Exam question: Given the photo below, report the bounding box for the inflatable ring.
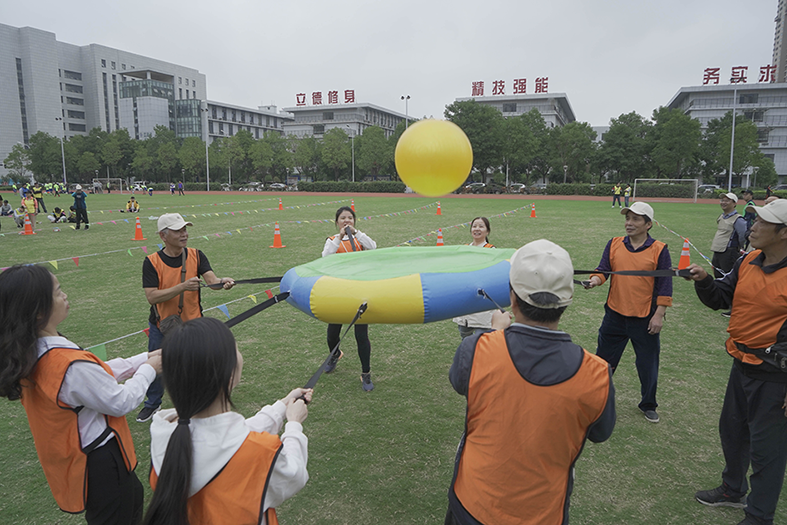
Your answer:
[280,245,514,324]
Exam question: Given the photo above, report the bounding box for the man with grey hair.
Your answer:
[137,213,235,422]
[446,239,616,525]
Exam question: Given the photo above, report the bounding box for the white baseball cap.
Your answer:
[722,192,739,203]
[753,199,787,225]
[620,201,655,221]
[510,239,574,309]
[157,213,193,232]
[75,184,82,190]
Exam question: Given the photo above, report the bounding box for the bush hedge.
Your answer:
[297,181,406,193]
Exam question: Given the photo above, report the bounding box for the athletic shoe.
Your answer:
[361,372,374,392]
[695,484,746,508]
[643,409,660,423]
[323,350,343,374]
[721,311,731,318]
[136,405,160,423]
[84,225,89,230]
[736,513,769,525]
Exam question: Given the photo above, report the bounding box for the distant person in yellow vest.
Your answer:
[624,184,632,207]
[21,192,38,224]
[321,206,378,391]
[585,201,672,423]
[612,182,623,208]
[123,196,139,213]
[446,239,615,525]
[0,264,162,524]
[138,213,235,423]
[144,317,311,525]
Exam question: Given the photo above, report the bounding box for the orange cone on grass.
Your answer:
[436,202,442,215]
[678,238,691,269]
[351,199,355,212]
[278,198,283,211]
[132,217,146,240]
[269,222,286,248]
[436,228,444,246]
[22,213,35,235]
[530,203,536,218]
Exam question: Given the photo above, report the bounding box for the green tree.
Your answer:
[178,137,206,182]
[265,132,293,182]
[27,132,63,181]
[321,128,351,180]
[753,156,778,188]
[131,143,154,182]
[547,122,597,183]
[502,115,540,184]
[77,151,100,176]
[596,112,653,183]
[649,107,701,178]
[249,138,273,181]
[157,142,179,182]
[444,100,505,180]
[290,136,320,180]
[518,109,551,184]
[718,118,763,185]
[355,126,390,177]
[3,143,31,182]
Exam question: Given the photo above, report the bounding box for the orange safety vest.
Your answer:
[147,247,202,323]
[20,347,137,513]
[467,242,495,248]
[453,330,610,525]
[726,250,787,365]
[330,234,365,254]
[600,237,670,318]
[151,432,282,525]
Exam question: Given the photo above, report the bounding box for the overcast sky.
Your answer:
[4,0,778,126]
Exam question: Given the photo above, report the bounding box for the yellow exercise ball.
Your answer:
[395,119,473,197]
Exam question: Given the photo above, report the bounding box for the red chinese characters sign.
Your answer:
[295,89,356,106]
[471,77,548,96]
[702,65,776,85]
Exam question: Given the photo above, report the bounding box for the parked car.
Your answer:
[242,182,264,192]
[484,182,505,194]
[508,183,529,194]
[463,182,486,194]
[268,183,287,191]
[221,183,232,192]
[774,184,787,191]
[698,184,721,193]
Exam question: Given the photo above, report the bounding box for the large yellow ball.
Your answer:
[395,119,473,197]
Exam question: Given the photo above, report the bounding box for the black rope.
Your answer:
[224,292,289,328]
[574,268,692,278]
[202,277,283,289]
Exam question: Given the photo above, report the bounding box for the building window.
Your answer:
[313,124,325,134]
[222,109,227,120]
[67,110,86,119]
[209,121,214,133]
[192,79,196,87]
[179,77,182,84]
[179,88,182,99]
[68,123,87,132]
[111,61,116,70]
[739,94,758,104]
[101,59,106,68]
[231,110,236,122]
[67,97,84,106]
[63,70,82,81]
[324,112,334,120]
[744,110,764,122]
[212,107,217,119]
[186,90,189,99]
[758,129,770,143]
[122,64,126,70]
[64,84,83,94]
[185,78,189,86]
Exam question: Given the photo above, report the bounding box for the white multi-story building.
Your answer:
[282,102,406,140]
[667,83,787,180]
[452,93,577,128]
[205,102,293,144]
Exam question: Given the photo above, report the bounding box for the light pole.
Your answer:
[55,117,67,186]
[728,83,738,192]
[401,95,410,129]
[201,106,210,191]
[344,125,355,183]
[563,164,568,184]
[219,129,231,186]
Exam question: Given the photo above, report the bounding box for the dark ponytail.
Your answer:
[143,317,238,525]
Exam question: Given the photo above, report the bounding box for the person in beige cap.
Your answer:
[137,213,235,422]
[446,239,615,525]
[687,199,787,525]
[585,201,672,423]
[712,192,747,280]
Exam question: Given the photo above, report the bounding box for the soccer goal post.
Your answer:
[91,177,127,194]
[633,179,698,203]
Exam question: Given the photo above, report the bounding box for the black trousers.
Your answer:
[327,323,371,373]
[85,438,143,525]
[712,248,739,278]
[75,208,89,228]
[36,197,47,213]
[719,363,787,523]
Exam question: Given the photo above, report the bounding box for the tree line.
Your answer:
[2,100,778,188]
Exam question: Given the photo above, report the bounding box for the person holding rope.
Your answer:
[446,239,615,525]
[144,317,311,525]
[321,206,377,391]
[687,199,787,525]
[0,265,162,524]
[453,217,496,339]
[138,213,235,423]
[584,201,672,424]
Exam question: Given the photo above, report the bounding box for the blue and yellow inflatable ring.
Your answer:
[280,245,514,324]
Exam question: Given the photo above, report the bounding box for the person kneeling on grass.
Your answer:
[144,317,311,525]
[47,207,67,223]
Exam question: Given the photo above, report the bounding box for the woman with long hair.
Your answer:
[144,317,311,525]
[321,205,378,391]
[0,264,162,524]
[453,217,497,338]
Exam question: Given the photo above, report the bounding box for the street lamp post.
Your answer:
[344,125,355,183]
[219,129,231,186]
[401,95,410,129]
[563,164,568,184]
[728,83,738,192]
[55,117,67,186]
[201,106,210,191]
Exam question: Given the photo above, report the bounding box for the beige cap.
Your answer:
[157,213,193,232]
[620,201,654,221]
[75,184,82,190]
[722,192,739,203]
[753,199,787,225]
[510,239,574,309]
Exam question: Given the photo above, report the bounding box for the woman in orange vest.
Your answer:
[453,217,496,338]
[321,205,378,391]
[144,317,311,525]
[0,264,162,524]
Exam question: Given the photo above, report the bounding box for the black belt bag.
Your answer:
[736,342,787,372]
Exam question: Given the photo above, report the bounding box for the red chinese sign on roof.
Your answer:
[471,77,548,96]
[702,65,776,85]
[294,89,356,106]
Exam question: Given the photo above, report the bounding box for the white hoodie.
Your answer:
[150,400,308,524]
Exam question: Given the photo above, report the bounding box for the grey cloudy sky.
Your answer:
[4,0,778,126]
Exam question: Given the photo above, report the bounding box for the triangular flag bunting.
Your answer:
[247,295,257,304]
[88,344,107,361]
[49,260,58,270]
[143,327,150,337]
[265,289,274,299]
[217,304,230,319]
[72,257,79,267]
[127,249,133,256]
[141,246,148,254]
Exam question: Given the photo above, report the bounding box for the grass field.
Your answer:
[0,191,775,524]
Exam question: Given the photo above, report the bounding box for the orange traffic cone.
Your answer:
[530,203,536,218]
[278,198,283,211]
[436,202,442,215]
[22,213,35,235]
[269,222,286,248]
[678,238,691,269]
[436,228,444,246]
[351,199,355,212]
[132,216,146,241]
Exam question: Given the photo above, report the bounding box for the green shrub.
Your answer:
[298,181,406,193]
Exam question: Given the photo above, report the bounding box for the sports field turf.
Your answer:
[0,191,777,524]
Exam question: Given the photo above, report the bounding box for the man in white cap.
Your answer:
[137,213,235,422]
[585,201,672,423]
[446,239,615,525]
[71,184,89,230]
[688,199,787,525]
